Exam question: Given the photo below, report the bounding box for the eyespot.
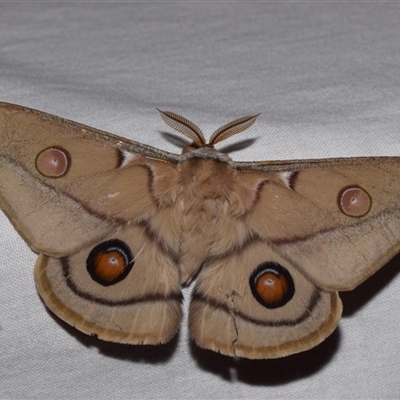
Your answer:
[86,239,134,286]
[36,147,70,177]
[249,262,295,309]
[339,186,371,217]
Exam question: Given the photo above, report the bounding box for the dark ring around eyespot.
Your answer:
[86,239,134,286]
[249,262,295,309]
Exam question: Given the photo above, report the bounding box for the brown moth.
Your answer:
[0,102,399,360]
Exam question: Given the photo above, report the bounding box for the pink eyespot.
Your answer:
[339,186,371,217]
[36,147,70,177]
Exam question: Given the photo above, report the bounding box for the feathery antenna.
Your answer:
[158,109,260,147]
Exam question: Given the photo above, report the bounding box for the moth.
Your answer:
[0,102,399,360]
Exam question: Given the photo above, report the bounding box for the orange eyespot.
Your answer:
[250,262,294,309]
[36,147,70,177]
[339,186,371,217]
[255,272,288,305]
[86,240,134,286]
[93,250,127,283]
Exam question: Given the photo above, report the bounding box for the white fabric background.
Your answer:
[1,2,400,399]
